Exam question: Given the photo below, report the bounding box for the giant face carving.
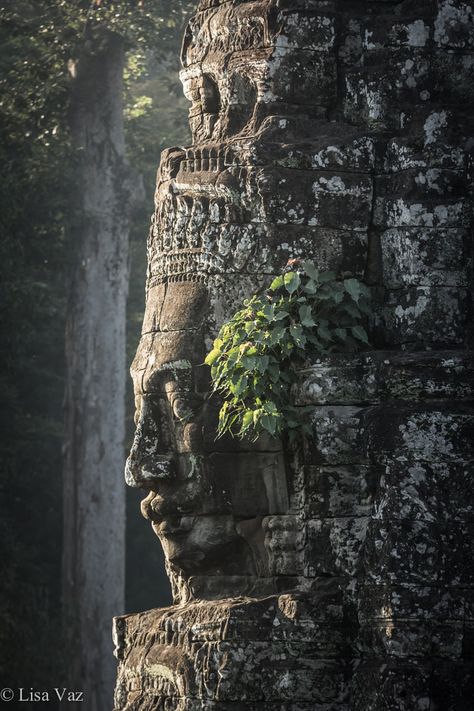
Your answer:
[125,0,372,605]
[125,284,290,603]
[125,3,281,605]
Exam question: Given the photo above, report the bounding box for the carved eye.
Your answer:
[200,74,220,115]
[172,398,191,421]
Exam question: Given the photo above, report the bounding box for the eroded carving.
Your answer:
[124,0,371,607]
[116,0,474,708]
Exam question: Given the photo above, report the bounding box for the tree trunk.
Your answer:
[63,32,129,710]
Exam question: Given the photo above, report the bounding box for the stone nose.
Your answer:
[124,399,176,488]
[124,451,175,489]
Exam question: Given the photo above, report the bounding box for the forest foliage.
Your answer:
[0,0,192,692]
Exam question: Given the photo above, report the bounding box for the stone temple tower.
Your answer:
[114,1,474,709]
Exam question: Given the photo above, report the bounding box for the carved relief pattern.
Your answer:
[115,0,474,708]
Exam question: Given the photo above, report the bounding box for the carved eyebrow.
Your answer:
[168,391,206,409]
[154,359,193,372]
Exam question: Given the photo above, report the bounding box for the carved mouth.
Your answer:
[143,488,196,538]
[141,492,195,531]
[141,492,164,522]
[153,517,194,537]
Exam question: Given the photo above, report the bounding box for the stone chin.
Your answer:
[152,514,259,578]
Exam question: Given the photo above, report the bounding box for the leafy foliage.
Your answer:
[206,261,371,441]
[0,1,73,690]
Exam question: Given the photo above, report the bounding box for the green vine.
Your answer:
[205,260,371,441]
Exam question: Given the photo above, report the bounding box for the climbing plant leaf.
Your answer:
[206,260,371,441]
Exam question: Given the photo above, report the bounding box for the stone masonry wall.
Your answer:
[114,1,474,709]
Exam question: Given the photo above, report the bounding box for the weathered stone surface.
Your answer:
[114,590,350,708]
[376,461,474,522]
[299,465,378,517]
[429,661,474,711]
[380,227,471,288]
[352,660,432,711]
[305,406,368,465]
[305,516,369,577]
[357,620,464,658]
[363,518,474,585]
[117,0,474,708]
[364,403,474,464]
[358,585,465,623]
[296,351,474,405]
[379,286,471,346]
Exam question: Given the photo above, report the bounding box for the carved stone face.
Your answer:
[126,0,371,604]
[125,282,289,602]
[116,1,473,708]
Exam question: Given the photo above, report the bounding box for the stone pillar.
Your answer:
[114,1,474,709]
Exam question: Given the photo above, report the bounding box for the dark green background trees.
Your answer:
[0,0,191,699]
